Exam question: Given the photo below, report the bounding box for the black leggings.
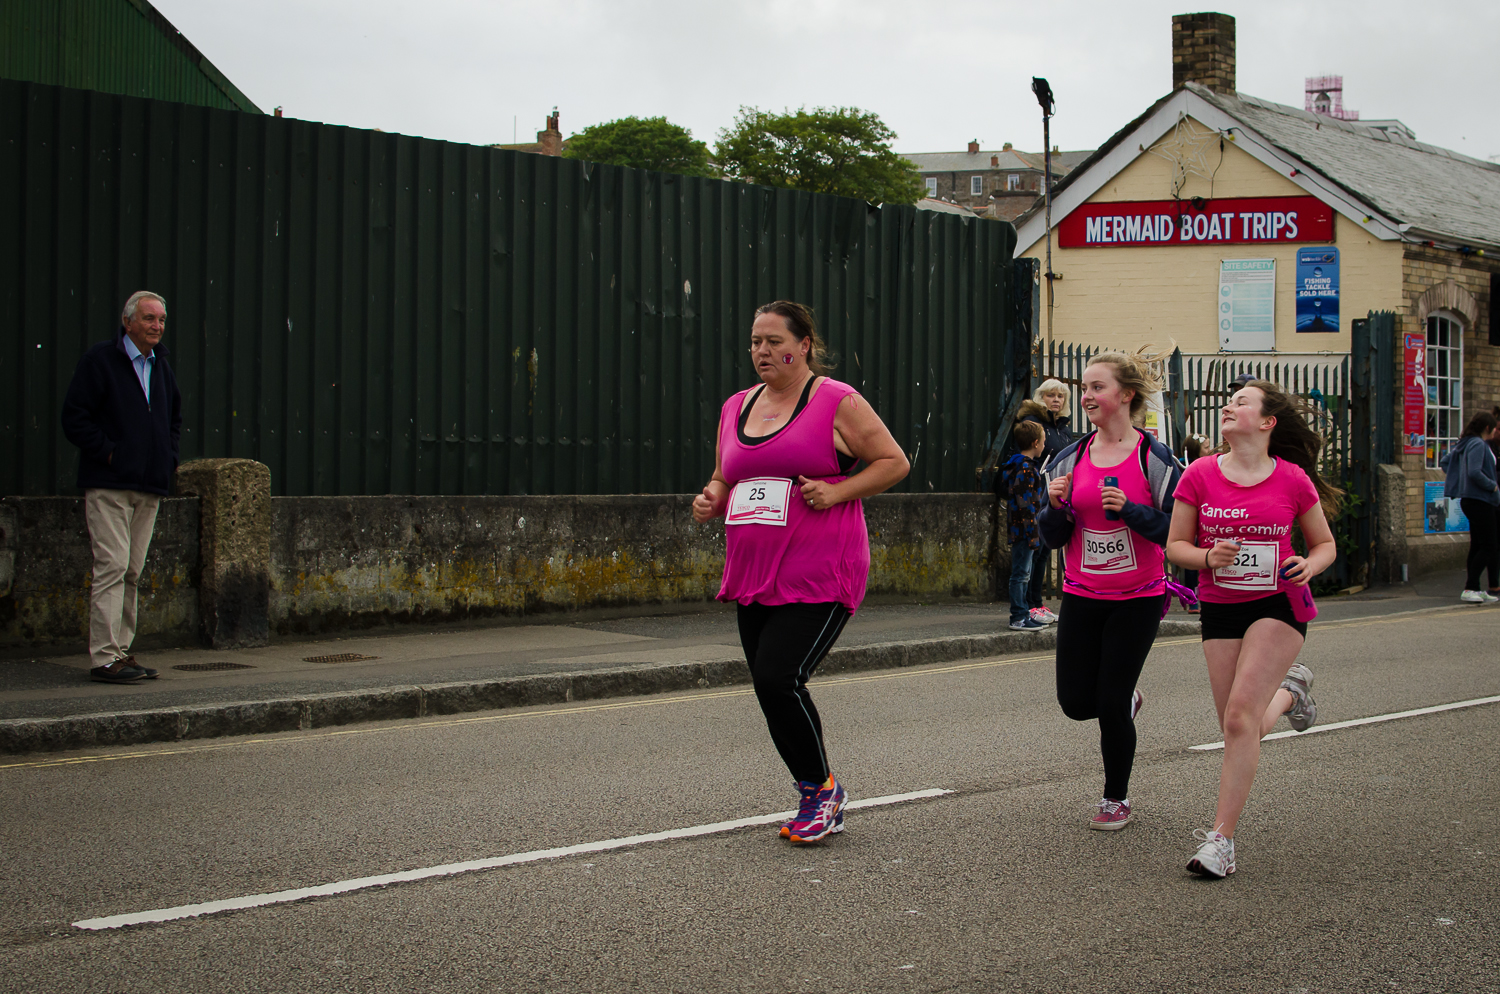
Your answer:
[1461,498,1500,591]
[737,601,852,785]
[1055,592,1164,801]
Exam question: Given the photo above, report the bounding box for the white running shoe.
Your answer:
[1280,663,1317,732]
[1460,590,1494,603]
[1033,606,1059,624]
[1484,591,1500,604]
[1187,829,1236,878]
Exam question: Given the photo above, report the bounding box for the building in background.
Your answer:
[906,142,1091,220]
[492,108,569,157]
[1015,11,1500,577]
[0,0,261,113]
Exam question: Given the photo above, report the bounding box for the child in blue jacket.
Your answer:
[1000,421,1048,630]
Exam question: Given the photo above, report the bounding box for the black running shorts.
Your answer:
[1198,592,1308,641]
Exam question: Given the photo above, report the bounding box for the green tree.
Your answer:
[562,116,715,177]
[715,106,924,206]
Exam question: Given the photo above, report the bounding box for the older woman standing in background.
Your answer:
[1015,379,1074,626]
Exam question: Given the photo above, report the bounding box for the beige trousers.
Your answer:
[85,488,162,668]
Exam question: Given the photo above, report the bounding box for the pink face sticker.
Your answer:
[783,354,793,364]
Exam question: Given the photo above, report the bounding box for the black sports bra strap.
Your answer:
[736,376,819,442]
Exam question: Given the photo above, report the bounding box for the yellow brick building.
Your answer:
[1015,13,1500,579]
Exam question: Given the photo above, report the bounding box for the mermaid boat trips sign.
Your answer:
[1058,196,1334,248]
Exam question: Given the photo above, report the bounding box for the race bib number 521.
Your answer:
[1213,540,1278,590]
[726,477,793,526]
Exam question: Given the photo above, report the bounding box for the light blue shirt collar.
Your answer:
[122,333,154,403]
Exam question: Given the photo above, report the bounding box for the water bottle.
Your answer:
[1279,563,1318,623]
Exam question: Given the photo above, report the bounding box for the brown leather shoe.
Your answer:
[90,660,146,684]
[118,654,158,679]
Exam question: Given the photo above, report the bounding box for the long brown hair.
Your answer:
[755,300,836,375]
[1244,379,1344,515]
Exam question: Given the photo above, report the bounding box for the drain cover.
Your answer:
[173,661,255,671]
[303,653,380,663]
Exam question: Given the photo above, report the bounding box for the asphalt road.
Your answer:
[2,603,1497,993]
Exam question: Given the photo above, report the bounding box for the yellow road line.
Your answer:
[1,608,1482,772]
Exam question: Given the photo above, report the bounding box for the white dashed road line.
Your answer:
[1189,694,1500,752]
[72,787,955,931]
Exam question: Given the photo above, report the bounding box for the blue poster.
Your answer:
[1423,481,1469,534]
[1295,247,1339,332]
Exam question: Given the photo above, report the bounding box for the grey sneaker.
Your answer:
[1187,828,1236,878]
[1281,662,1317,732]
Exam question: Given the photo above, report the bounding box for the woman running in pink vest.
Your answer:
[1166,379,1341,878]
[1037,351,1184,832]
[692,301,909,844]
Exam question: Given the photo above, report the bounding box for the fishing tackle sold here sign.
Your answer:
[1058,196,1334,248]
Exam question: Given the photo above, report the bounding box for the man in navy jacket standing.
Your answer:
[61,291,183,683]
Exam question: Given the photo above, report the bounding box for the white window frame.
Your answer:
[1425,311,1464,469]
[925,177,937,197]
[1007,173,1021,191]
[970,175,984,196]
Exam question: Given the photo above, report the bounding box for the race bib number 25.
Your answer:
[726,477,793,526]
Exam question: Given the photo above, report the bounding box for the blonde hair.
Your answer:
[1032,378,1070,406]
[1083,348,1166,419]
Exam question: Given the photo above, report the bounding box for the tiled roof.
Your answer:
[1192,85,1500,248]
[1018,83,1500,249]
[914,198,978,216]
[905,149,1085,173]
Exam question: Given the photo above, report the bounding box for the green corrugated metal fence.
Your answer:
[1,80,1020,496]
[0,0,261,113]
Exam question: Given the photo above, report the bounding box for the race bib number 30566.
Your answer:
[726,477,793,526]
[1081,526,1137,574]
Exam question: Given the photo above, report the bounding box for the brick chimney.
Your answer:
[537,107,562,156]
[968,140,979,154]
[1172,12,1236,94]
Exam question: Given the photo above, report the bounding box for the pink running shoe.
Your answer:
[787,778,848,844]
[1089,797,1132,831]
[786,785,846,839]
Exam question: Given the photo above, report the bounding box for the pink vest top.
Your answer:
[1063,433,1166,599]
[716,378,870,612]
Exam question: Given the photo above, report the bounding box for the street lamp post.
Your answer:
[1031,77,1056,360]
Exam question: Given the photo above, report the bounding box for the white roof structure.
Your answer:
[1016,82,1500,254]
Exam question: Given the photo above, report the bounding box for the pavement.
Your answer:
[0,568,1481,754]
[3,592,1497,992]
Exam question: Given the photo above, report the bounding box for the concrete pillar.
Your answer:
[175,458,271,648]
[1376,463,1408,584]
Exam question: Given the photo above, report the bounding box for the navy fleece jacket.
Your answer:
[60,330,183,496]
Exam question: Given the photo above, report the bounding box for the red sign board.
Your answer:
[1403,332,1426,455]
[1058,196,1335,248]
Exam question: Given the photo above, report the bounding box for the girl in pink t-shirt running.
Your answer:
[1166,380,1342,879]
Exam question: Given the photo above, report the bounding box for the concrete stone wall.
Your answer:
[0,497,200,656]
[271,493,998,635]
[0,492,999,650]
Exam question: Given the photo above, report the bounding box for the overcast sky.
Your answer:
[156,0,1500,162]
